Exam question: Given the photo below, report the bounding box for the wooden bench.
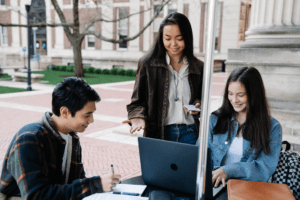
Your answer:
[0,66,23,74]
[11,72,44,83]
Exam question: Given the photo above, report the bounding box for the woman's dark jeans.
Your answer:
[164,124,198,144]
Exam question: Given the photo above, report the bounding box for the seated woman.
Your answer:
[198,66,282,188]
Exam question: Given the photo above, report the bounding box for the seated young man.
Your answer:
[0,77,121,199]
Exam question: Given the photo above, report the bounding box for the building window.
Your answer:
[0,0,5,6]
[167,3,177,14]
[118,8,128,49]
[1,27,8,46]
[86,26,95,49]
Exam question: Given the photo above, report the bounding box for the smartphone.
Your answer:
[184,105,201,112]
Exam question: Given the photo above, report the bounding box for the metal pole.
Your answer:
[25,5,32,91]
[195,0,218,199]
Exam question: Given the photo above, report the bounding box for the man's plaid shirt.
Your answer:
[0,112,103,199]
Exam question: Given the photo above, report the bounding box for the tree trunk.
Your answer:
[72,40,84,77]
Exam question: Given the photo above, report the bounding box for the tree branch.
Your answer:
[51,0,72,37]
[0,22,76,27]
[85,0,171,43]
[82,5,155,34]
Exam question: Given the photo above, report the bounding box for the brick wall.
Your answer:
[52,9,55,48]
[63,0,71,5]
[63,9,73,49]
[183,4,189,18]
[139,6,144,51]
[0,10,12,46]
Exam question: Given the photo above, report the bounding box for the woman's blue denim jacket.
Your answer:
[197,114,282,182]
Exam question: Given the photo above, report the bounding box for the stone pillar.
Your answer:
[128,0,139,52]
[226,0,300,151]
[54,0,64,50]
[240,0,300,48]
[10,0,20,47]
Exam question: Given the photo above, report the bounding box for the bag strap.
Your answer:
[281,141,291,152]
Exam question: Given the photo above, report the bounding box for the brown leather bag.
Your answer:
[227,179,296,200]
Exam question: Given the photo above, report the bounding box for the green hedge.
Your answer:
[47,64,136,77]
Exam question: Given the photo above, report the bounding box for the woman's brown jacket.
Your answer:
[127,57,204,139]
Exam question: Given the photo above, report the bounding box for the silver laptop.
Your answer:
[138,137,225,198]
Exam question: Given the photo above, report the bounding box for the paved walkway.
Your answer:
[0,73,226,181]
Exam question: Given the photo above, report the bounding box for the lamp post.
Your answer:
[25,4,32,91]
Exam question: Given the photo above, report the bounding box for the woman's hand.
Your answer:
[212,168,227,188]
[183,103,201,115]
[122,118,145,134]
[101,173,121,192]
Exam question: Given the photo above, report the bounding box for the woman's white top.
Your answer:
[221,137,243,166]
[164,54,194,126]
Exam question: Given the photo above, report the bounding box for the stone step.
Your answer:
[279,119,300,153]
[271,108,300,121]
[280,120,300,136]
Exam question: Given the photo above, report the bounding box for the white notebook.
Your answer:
[83,184,148,200]
[83,193,148,200]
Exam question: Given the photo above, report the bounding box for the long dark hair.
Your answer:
[142,12,198,65]
[213,67,271,154]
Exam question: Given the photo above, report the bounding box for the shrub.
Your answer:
[66,65,74,72]
[87,67,95,74]
[95,68,102,74]
[56,65,62,71]
[102,69,110,74]
[117,69,126,76]
[61,65,67,72]
[83,67,89,73]
[132,70,136,76]
[110,68,118,75]
[125,69,135,76]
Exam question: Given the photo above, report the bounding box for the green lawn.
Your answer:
[0,73,12,79]
[31,70,136,85]
[0,86,28,94]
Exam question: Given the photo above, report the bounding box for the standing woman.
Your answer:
[201,67,282,189]
[123,12,204,144]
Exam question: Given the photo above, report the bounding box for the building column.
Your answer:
[10,0,20,47]
[127,0,139,52]
[54,0,64,49]
[240,0,300,48]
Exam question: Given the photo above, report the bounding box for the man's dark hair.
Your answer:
[52,77,100,117]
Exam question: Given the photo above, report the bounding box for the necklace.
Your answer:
[174,74,179,101]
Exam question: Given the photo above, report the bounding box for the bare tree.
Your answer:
[0,0,170,77]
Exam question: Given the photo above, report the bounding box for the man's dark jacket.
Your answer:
[127,57,204,139]
[0,112,103,200]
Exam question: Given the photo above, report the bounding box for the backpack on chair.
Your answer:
[269,141,300,199]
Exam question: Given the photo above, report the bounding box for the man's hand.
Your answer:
[183,103,201,115]
[212,168,227,188]
[122,118,145,134]
[101,173,121,192]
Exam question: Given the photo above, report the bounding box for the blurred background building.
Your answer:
[0,0,249,71]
